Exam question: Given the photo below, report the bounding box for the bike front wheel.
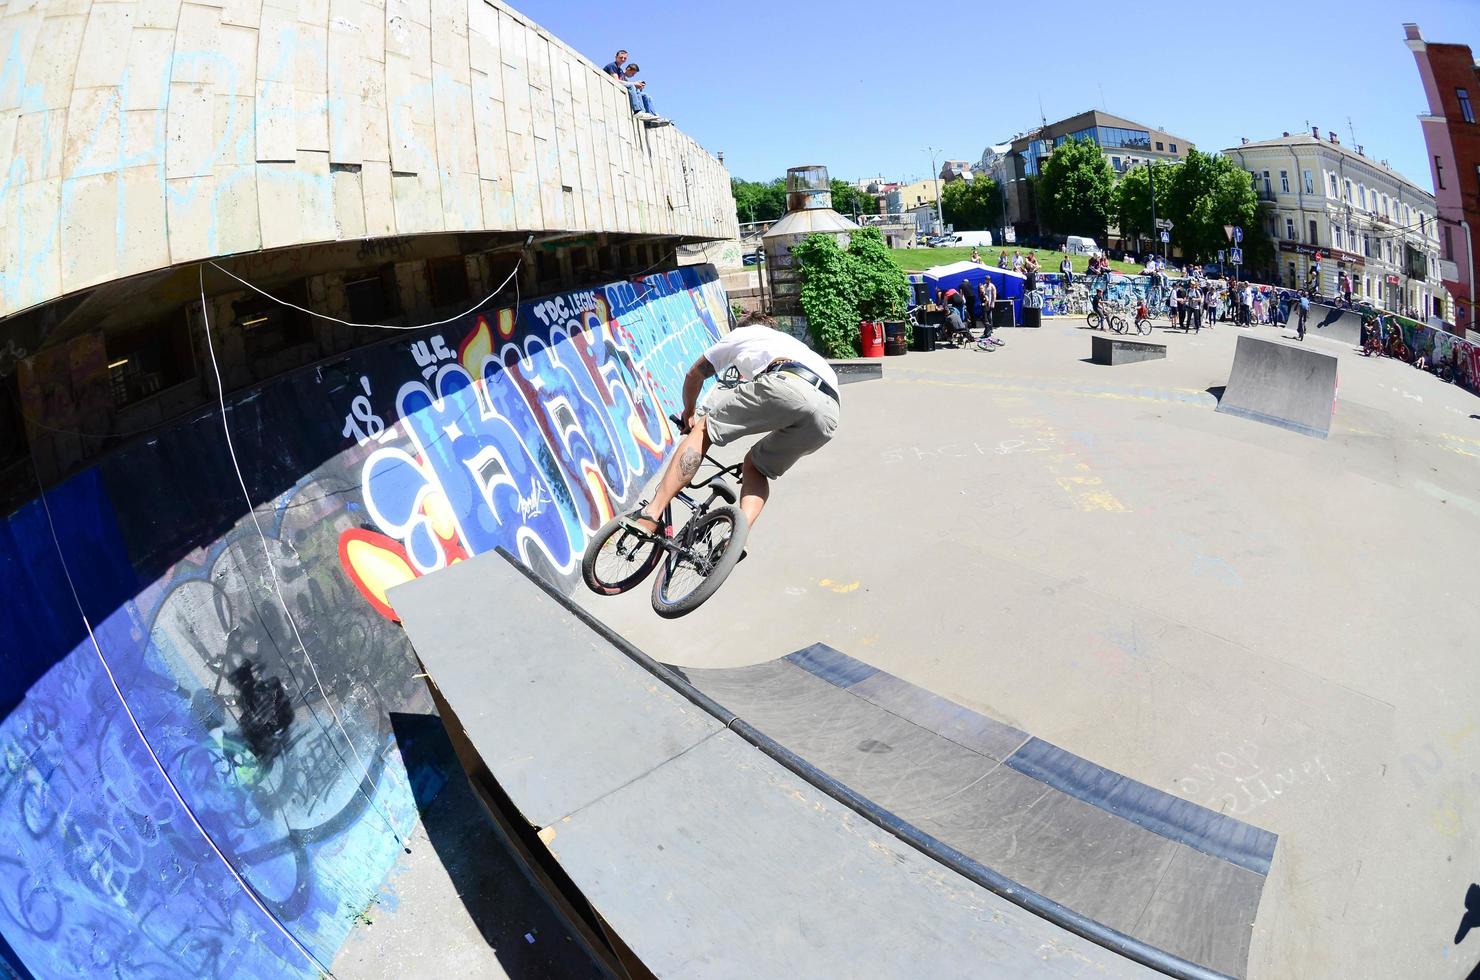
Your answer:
[582,515,663,595]
[650,504,749,618]
[1110,315,1128,335]
[1135,316,1151,336]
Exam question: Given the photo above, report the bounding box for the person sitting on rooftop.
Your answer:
[603,49,628,77]
[619,63,670,127]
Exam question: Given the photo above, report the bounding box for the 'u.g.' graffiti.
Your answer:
[338,266,728,617]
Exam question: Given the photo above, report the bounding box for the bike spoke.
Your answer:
[594,530,656,585]
[657,516,735,604]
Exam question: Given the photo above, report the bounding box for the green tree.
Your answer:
[792,233,860,357]
[940,177,1003,231]
[1035,136,1115,237]
[846,227,910,321]
[1164,150,1271,267]
[1112,162,1173,250]
[830,179,876,218]
[731,177,787,223]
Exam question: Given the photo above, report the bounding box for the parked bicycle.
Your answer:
[582,411,749,617]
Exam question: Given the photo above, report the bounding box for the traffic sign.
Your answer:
[1233,226,1244,244]
[1159,230,1170,243]
[1155,218,1173,230]
[1217,249,1225,263]
[1230,246,1244,265]
[1223,224,1235,241]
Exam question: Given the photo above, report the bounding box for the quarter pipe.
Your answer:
[1216,335,1339,438]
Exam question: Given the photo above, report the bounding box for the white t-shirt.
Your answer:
[703,325,839,389]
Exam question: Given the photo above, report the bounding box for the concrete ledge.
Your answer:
[828,359,884,384]
[1091,336,1167,366]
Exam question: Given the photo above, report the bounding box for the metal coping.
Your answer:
[488,548,1234,980]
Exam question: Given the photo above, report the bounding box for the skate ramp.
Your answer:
[678,646,1275,979]
[391,549,1254,979]
[1308,303,1363,345]
[1216,335,1339,438]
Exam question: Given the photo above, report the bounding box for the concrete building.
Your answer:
[993,110,1193,235]
[0,2,735,976]
[1224,131,1441,316]
[885,178,940,214]
[1405,22,1479,335]
[0,0,735,497]
[939,160,973,182]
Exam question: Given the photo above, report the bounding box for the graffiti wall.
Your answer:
[0,265,728,978]
[1038,273,1161,316]
[1385,318,1480,396]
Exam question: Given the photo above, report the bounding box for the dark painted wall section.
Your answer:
[0,266,728,978]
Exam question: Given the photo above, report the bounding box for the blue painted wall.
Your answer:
[0,266,728,978]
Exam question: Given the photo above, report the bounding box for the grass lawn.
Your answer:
[889,246,1144,277]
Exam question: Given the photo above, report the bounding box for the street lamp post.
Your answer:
[1147,160,1159,260]
[927,146,944,235]
[999,176,1009,247]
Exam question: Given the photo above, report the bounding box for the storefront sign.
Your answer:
[1278,241,1363,265]
[1385,274,1401,285]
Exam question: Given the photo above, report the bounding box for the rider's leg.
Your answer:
[738,454,770,526]
[634,416,711,530]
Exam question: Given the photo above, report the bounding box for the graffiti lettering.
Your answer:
[354,238,412,263]
[342,376,392,447]
[342,267,726,606]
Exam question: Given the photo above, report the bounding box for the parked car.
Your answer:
[1064,235,1101,255]
[742,251,764,266]
[942,230,994,248]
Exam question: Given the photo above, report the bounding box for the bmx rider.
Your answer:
[625,313,841,535]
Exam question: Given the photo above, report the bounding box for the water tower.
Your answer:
[762,165,860,339]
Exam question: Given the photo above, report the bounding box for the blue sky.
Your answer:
[514,0,1480,194]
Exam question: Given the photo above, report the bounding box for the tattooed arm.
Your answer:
[680,356,717,430]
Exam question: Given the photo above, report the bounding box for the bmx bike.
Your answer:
[581,413,749,618]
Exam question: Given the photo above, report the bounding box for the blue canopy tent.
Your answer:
[913,261,1028,324]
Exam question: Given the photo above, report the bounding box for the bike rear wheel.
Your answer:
[582,515,663,595]
[650,504,749,618]
[1110,315,1127,335]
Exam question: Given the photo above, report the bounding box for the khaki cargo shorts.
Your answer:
[700,372,840,479]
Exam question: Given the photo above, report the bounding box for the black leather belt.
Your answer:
[762,360,839,403]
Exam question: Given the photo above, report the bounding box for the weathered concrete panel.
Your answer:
[0,0,737,319]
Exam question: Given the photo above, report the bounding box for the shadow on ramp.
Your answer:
[391,549,1255,980]
[384,712,604,978]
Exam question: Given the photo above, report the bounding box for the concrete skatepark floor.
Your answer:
[569,316,1480,980]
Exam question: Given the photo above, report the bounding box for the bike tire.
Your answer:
[1110,315,1127,335]
[1135,316,1151,336]
[650,504,749,618]
[582,515,663,595]
[1085,312,1099,329]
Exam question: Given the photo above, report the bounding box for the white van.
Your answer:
[1064,235,1100,255]
[948,230,994,248]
